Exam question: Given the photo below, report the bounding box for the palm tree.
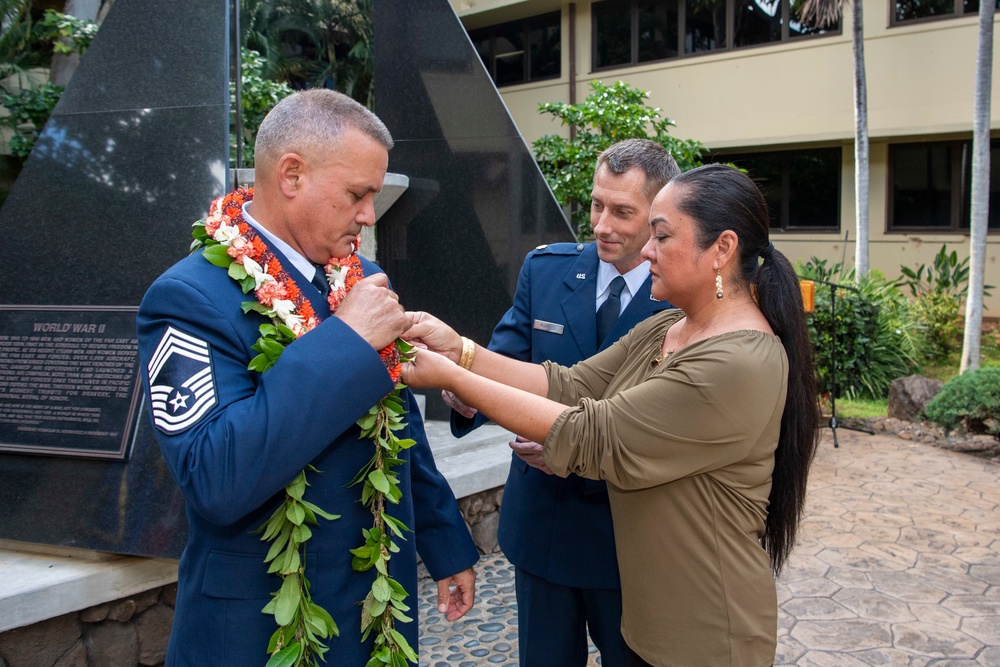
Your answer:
[0,0,52,91]
[960,0,993,373]
[801,0,869,279]
[239,0,374,107]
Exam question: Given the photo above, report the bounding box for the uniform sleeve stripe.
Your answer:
[148,326,211,378]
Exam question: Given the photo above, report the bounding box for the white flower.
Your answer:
[326,265,346,291]
[272,299,296,321]
[243,257,269,289]
[215,224,241,244]
[283,313,305,333]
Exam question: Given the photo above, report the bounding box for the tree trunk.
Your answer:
[961,0,993,374]
[852,0,869,279]
[96,0,115,24]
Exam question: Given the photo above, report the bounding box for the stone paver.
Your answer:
[418,429,1000,665]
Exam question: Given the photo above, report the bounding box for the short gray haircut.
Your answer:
[254,89,393,171]
[596,139,681,202]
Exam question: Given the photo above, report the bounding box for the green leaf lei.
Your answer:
[192,188,419,667]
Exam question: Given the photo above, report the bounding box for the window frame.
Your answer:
[889,0,998,28]
[886,138,1000,233]
[591,0,841,71]
[709,146,844,233]
[468,11,562,88]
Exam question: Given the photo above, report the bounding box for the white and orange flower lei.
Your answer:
[192,187,415,667]
[198,187,401,380]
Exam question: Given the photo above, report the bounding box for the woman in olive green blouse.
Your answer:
[402,164,819,667]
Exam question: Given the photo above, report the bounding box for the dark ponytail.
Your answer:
[753,247,819,573]
[671,164,819,574]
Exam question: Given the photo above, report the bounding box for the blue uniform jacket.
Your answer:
[138,245,478,666]
[452,242,672,588]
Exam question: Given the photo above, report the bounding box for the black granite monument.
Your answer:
[0,0,228,556]
[374,0,575,418]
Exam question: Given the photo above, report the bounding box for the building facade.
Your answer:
[451,0,1000,316]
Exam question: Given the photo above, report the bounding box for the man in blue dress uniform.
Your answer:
[448,139,680,666]
[137,90,478,666]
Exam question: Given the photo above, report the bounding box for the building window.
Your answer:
[594,0,837,68]
[889,139,1000,232]
[685,0,727,53]
[711,148,842,231]
[469,11,560,87]
[892,0,999,24]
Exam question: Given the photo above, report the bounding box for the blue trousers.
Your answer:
[514,566,627,667]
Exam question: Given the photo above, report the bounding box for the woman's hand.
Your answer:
[403,311,463,364]
[401,347,461,390]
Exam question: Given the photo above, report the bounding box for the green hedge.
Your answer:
[925,367,1000,437]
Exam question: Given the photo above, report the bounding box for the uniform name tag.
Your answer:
[533,319,564,334]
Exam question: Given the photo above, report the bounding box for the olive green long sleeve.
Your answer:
[541,310,788,667]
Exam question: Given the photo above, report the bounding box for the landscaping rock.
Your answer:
[83,622,137,667]
[135,605,172,666]
[470,511,500,554]
[843,415,1000,463]
[0,615,81,667]
[887,375,943,422]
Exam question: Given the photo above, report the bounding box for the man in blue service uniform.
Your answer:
[447,139,680,667]
[137,90,479,666]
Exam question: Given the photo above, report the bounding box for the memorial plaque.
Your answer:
[0,306,141,460]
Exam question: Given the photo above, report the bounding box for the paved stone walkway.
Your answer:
[417,428,1000,665]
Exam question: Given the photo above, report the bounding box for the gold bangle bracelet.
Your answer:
[458,336,476,370]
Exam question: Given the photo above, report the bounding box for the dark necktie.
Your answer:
[596,275,626,345]
[311,265,330,295]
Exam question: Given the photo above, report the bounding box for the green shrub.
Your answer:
[532,80,705,237]
[799,258,921,400]
[925,367,1000,438]
[40,9,98,56]
[231,47,294,168]
[0,9,98,163]
[910,291,962,363]
[0,82,63,161]
[897,244,991,365]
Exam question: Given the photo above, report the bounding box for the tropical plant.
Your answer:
[232,47,295,168]
[239,0,374,107]
[40,9,98,56]
[898,244,994,364]
[799,258,921,400]
[0,8,98,162]
[0,80,62,160]
[910,291,963,363]
[0,0,53,91]
[899,244,985,298]
[532,80,706,237]
[286,0,373,105]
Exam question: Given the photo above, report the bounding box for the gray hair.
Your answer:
[254,89,393,171]
[596,139,681,202]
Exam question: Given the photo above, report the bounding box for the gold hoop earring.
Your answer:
[715,270,723,300]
